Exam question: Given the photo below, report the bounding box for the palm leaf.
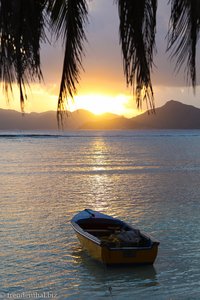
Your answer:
[167,0,200,88]
[48,0,88,124]
[0,0,46,111]
[116,0,157,111]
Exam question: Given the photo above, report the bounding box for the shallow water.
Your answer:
[0,130,200,299]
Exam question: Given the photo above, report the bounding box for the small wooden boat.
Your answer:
[71,209,159,265]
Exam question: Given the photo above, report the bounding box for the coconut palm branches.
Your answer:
[0,0,200,116]
[167,0,200,89]
[48,0,88,122]
[117,0,157,111]
[0,0,45,111]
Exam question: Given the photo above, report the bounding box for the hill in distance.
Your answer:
[0,108,119,130]
[81,100,200,130]
[1,100,200,130]
[130,100,200,129]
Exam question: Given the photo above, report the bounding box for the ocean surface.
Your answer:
[0,130,200,300]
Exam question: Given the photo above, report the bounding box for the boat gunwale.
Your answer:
[71,220,159,251]
[71,221,102,245]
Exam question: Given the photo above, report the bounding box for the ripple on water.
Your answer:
[1,131,200,299]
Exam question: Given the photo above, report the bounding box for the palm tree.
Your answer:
[0,0,200,122]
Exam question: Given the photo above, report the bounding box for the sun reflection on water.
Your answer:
[1,131,200,299]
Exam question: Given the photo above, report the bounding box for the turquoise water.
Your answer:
[0,130,200,300]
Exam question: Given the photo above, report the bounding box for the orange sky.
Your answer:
[1,1,200,116]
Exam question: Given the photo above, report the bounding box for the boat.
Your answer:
[71,209,159,265]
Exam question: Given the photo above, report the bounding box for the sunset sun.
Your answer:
[68,94,139,118]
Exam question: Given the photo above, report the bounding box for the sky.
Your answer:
[1,0,200,117]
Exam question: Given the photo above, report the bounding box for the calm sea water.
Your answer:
[0,130,200,300]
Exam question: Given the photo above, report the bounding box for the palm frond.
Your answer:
[167,0,200,88]
[48,0,88,124]
[0,0,46,111]
[116,0,157,111]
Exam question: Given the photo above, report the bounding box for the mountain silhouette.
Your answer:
[0,108,118,130]
[1,100,200,130]
[129,100,200,129]
[81,100,200,129]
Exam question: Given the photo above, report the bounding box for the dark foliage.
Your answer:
[0,0,200,117]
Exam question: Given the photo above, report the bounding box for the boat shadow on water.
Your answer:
[71,246,159,288]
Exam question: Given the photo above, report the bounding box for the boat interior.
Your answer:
[77,218,151,248]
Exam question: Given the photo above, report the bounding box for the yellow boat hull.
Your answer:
[76,231,158,265]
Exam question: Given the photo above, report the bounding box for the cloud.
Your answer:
[2,1,200,113]
[40,1,200,92]
[30,0,200,114]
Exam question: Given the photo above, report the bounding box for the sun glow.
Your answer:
[0,84,142,118]
[69,94,139,118]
